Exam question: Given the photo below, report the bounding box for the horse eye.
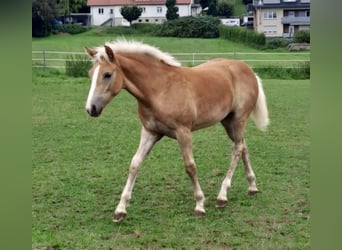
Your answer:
[103,72,112,79]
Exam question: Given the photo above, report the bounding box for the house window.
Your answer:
[98,8,104,14]
[157,7,162,13]
[110,9,113,15]
[141,7,146,13]
[263,25,277,35]
[263,11,277,19]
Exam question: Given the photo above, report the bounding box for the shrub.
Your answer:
[217,0,234,18]
[266,38,291,49]
[90,24,159,36]
[131,23,160,34]
[53,24,90,35]
[293,30,310,43]
[157,16,221,38]
[65,54,92,77]
[219,25,266,47]
[254,61,310,79]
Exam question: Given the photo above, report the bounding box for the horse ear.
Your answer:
[84,47,97,58]
[104,45,115,63]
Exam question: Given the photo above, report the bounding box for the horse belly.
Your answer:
[191,99,232,131]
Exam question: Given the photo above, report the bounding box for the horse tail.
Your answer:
[251,74,270,131]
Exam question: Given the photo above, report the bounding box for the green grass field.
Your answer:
[32,29,310,70]
[32,67,309,249]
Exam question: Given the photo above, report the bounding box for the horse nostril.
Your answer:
[87,104,102,117]
[91,104,97,114]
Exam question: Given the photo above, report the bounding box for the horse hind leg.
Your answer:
[241,140,258,195]
[216,115,258,208]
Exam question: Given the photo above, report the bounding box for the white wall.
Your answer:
[90,5,191,26]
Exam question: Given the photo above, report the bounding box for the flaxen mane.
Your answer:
[93,39,181,67]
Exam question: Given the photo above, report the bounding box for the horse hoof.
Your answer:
[215,199,227,208]
[113,212,127,223]
[248,189,259,196]
[194,210,206,217]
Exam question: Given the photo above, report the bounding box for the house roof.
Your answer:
[252,0,310,9]
[87,0,192,6]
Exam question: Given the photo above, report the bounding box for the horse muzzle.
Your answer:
[86,104,103,117]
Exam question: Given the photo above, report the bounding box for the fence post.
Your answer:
[43,50,46,69]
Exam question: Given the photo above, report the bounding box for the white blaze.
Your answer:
[86,65,100,110]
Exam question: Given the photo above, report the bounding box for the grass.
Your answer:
[32,68,310,249]
[32,29,310,71]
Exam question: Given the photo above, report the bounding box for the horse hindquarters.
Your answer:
[216,73,268,207]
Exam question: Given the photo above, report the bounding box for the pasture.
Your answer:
[32,30,310,71]
[32,69,309,249]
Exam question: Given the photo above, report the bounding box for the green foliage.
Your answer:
[68,0,88,13]
[254,61,310,79]
[90,23,159,36]
[120,6,143,25]
[219,24,266,47]
[157,16,221,38]
[200,0,209,8]
[32,0,58,37]
[217,0,234,17]
[293,30,310,43]
[65,54,92,77]
[131,23,160,34]
[207,0,218,16]
[166,0,179,20]
[53,24,90,34]
[266,38,291,49]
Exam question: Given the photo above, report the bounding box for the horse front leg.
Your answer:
[113,127,161,222]
[216,141,243,208]
[176,128,206,217]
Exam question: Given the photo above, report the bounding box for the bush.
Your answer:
[157,16,221,38]
[266,38,291,49]
[219,25,266,48]
[65,54,92,77]
[131,23,160,34]
[90,24,159,36]
[293,30,310,43]
[254,61,310,79]
[53,24,90,35]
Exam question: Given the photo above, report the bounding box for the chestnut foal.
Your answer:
[84,40,269,222]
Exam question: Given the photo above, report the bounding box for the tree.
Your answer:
[207,0,218,16]
[166,0,179,20]
[32,0,58,37]
[242,0,253,4]
[120,6,143,25]
[217,0,234,18]
[200,0,209,9]
[56,0,87,15]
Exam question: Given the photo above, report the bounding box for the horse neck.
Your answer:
[117,53,165,104]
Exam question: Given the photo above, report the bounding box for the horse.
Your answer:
[84,39,269,222]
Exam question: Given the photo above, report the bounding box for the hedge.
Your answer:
[218,25,266,48]
[157,16,221,38]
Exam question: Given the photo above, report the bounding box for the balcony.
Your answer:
[281,16,310,25]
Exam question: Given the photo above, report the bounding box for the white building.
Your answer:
[87,0,201,26]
